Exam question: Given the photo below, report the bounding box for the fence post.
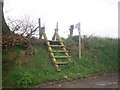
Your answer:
[78,22,81,59]
[38,18,41,39]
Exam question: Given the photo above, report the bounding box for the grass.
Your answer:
[2,37,118,88]
[0,52,2,89]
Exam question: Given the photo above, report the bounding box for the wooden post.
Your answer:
[56,22,58,31]
[38,18,41,39]
[52,22,59,40]
[78,22,81,59]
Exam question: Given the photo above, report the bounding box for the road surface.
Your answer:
[41,72,118,88]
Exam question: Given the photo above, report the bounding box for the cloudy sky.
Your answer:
[4,0,119,39]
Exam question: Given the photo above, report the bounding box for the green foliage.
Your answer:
[64,37,78,55]
[2,36,118,88]
[15,71,33,88]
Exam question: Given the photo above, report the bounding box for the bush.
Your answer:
[2,34,28,52]
[15,71,33,88]
[64,37,78,55]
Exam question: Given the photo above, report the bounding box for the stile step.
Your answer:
[47,40,63,42]
[48,45,64,47]
[54,64,61,72]
[53,56,71,58]
[46,39,71,71]
[55,62,68,65]
[51,50,68,53]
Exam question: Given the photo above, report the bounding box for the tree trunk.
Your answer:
[1,1,12,35]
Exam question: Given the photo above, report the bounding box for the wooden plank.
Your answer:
[54,64,61,71]
[50,53,54,57]
[52,59,61,71]
[53,56,71,58]
[52,58,56,63]
[47,40,63,42]
[55,62,68,65]
[51,50,68,53]
[46,42,50,45]
[48,47,53,52]
[48,45,64,47]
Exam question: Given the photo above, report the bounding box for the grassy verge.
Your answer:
[0,52,2,89]
[2,37,118,88]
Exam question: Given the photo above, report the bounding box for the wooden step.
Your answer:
[48,45,64,47]
[53,56,70,58]
[47,40,63,42]
[46,39,71,71]
[55,62,68,65]
[54,64,61,72]
[51,50,68,53]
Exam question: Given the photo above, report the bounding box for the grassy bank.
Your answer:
[2,37,118,88]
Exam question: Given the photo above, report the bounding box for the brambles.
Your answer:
[2,34,28,52]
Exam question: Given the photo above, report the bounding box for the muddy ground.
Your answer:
[40,72,119,88]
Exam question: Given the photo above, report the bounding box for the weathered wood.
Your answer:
[59,41,71,62]
[54,64,60,72]
[48,47,52,52]
[47,40,63,42]
[48,45,64,47]
[50,50,68,53]
[45,22,71,71]
[50,53,54,57]
[38,18,41,39]
[53,56,70,58]
[55,62,68,65]
[52,58,56,63]
[38,18,47,40]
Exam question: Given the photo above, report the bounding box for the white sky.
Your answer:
[4,0,119,39]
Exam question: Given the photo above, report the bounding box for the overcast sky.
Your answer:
[4,0,119,39]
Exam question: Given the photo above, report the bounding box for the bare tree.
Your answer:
[6,16,38,38]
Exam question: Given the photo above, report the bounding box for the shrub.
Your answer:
[64,37,78,55]
[15,71,33,88]
[2,34,28,52]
